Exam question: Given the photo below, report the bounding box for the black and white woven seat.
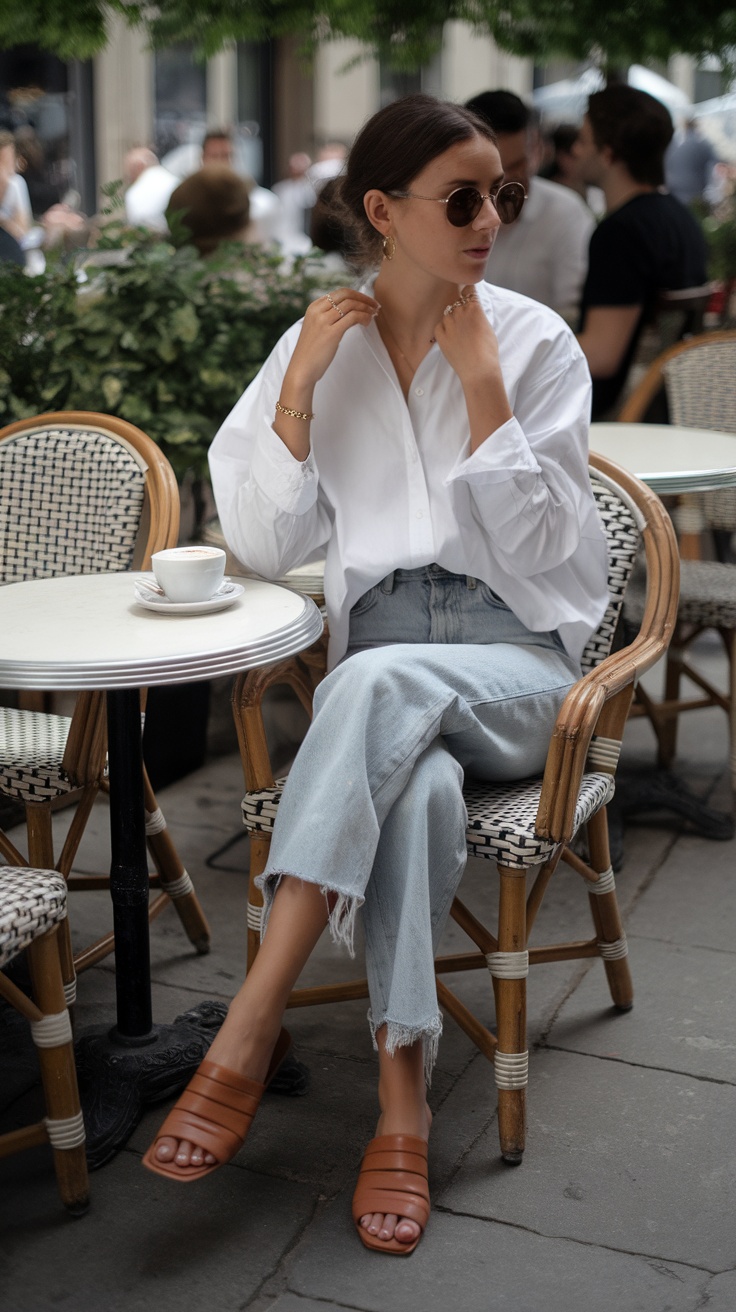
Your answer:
[0,866,89,1212]
[233,457,680,1165]
[0,412,210,984]
[619,332,736,786]
[0,707,77,804]
[243,772,616,873]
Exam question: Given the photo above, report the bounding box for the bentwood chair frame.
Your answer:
[231,456,679,1162]
[0,865,89,1213]
[0,411,210,995]
[618,331,736,785]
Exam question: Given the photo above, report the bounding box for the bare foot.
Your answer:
[359,1105,432,1246]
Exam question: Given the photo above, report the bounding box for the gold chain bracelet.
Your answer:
[275,400,314,421]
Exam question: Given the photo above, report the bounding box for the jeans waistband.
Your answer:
[380,566,477,594]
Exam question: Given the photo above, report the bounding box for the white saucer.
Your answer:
[133,580,244,615]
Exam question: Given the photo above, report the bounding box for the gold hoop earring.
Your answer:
[382,234,395,261]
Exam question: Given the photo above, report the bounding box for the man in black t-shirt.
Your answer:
[575,85,708,418]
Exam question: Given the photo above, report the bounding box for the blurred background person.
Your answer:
[0,130,32,243]
[163,127,284,248]
[273,151,314,252]
[124,146,178,232]
[466,91,594,322]
[540,122,605,215]
[665,118,720,208]
[166,164,251,257]
[13,125,62,218]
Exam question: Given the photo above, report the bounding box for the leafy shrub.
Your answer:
[0,231,342,480]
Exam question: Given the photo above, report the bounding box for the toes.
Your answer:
[154,1136,178,1162]
[378,1213,399,1240]
[174,1139,196,1166]
[395,1219,420,1244]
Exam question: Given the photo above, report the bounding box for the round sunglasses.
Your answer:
[388,181,526,227]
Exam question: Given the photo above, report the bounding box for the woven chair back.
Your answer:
[0,423,148,585]
[580,472,642,674]
[662,339,736,530]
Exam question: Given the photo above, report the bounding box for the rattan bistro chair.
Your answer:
[231,456,679,1162]
[618,332,736,784]
[0,412,210,992]
[0,865,89,1213]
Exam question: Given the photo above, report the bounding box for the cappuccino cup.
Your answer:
[151,546,226,603]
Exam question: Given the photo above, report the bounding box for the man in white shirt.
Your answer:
[124,147,178,233]
[0,131,32,244]
[466,92,594,323]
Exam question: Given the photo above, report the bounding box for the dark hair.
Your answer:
[310,177,351,258]
[337,93,497,267]
[166,165,250,257]
[587,85,673,186]
[465,90,530,136]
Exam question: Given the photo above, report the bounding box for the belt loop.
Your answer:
[466,576,477,589]
[381,571,396,594]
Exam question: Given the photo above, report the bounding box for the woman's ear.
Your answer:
[363,189,392,238]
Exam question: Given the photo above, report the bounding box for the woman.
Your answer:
[143,94,609,1256]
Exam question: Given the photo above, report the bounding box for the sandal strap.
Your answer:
[352,1134,430,1229]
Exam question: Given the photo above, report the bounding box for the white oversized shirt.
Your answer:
[209,280,609,671]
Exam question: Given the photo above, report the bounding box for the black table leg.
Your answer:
[73,688,227,1167]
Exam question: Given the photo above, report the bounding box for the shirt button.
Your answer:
[416,511,424,520]
[415,387,424,396]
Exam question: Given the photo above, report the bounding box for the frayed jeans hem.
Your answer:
[368,1008,443,1085]
[255,868,365,957]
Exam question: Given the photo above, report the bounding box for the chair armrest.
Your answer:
[231,634,329,793]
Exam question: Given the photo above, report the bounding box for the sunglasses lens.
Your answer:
[446,188,481,227]
[495,183,525,224]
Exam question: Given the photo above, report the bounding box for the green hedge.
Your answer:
[0,232,342,480]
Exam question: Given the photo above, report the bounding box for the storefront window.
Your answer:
[154,43,207,169]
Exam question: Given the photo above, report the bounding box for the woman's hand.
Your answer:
[433,286,513,451]
[432,285,501,387]
[287,289,381,390]
[274,289,379,462]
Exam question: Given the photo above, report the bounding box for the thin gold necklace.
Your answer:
[377,310,433,374]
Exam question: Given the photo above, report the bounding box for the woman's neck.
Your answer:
[373,265,459,348]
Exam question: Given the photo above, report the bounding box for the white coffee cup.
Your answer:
[151,546,226,603]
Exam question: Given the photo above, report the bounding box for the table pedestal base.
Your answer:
[75,1000,309,1169]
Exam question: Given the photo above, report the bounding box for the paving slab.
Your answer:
[439,1047,736,1270]
[0,1146,316,1312]
[284,1195,708,1312]
[265,1296,367,1312]
[626,832,736,953]
[699,1270,736,1312]
[548,938,736,1083]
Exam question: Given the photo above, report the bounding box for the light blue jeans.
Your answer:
[257,566,580,1078]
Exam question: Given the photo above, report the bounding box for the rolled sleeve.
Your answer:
[250,416,319,515]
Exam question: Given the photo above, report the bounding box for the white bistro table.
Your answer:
[589,422,736,495]
[589,422,735,848]
[0,571,323,1161]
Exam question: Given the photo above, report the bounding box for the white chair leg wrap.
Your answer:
[247,901,264,933]
[145,807,168,837]
[46,1110,86,1150]
[494,1050,529,1090]
[587,735,621,771]
[588,866,616,896]
[31,1010,73,1048]
[63,977,77,1007]
[160,870,194,899]
[486,949,529,979]
[598,935,628,960]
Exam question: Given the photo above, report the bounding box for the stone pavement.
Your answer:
[1,645,735,1312]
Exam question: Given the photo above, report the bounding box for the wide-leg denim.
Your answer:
[257,567,580,1078]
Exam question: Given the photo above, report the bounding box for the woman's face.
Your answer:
[385,134,505,287]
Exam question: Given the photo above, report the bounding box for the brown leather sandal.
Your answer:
[142,1027,291,1181]
[351,1134,430,1255]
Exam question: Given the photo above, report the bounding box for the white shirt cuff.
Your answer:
[448,416,541,485]
[250,415,319,514]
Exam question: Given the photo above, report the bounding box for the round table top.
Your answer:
[0,572,324,691]
[590,423,736,495]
